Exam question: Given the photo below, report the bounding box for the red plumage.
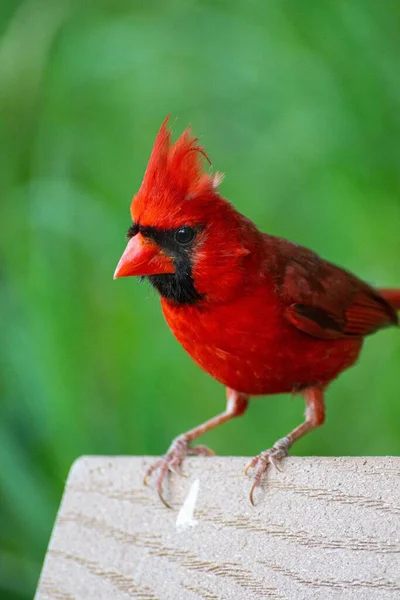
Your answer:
[115,119,399,506]
[379,289,400,310]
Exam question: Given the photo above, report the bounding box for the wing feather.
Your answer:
[268,236,398,340]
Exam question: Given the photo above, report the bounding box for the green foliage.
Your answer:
[1,1,399,597]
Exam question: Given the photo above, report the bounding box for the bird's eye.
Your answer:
[175,226,196,245]
[126,223,139,239]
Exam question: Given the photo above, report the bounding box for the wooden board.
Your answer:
[36,456,400,599]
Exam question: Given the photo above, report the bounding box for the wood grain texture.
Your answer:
[35,457,400,600]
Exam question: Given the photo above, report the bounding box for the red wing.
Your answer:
[286,293,397,340]
[275,241,398,340]
[285,304,345,340]
[343,292,398,335]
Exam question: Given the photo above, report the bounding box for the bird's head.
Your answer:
[114,117,258,304]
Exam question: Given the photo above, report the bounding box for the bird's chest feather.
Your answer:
[161,292,362,395]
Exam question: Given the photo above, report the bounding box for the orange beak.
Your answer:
[113,233,175,279]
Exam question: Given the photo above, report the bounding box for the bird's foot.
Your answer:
[245,436,291,506]
[144,434,214,508]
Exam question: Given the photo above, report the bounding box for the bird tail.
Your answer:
[379,289,400,310]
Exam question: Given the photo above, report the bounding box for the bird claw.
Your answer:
[245,436,291,506]
[187,444,215,457]
[144,435,214,507]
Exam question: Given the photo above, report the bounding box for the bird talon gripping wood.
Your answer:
[246,441,290,504]
[143,433,214,506]
[115,117,400,507]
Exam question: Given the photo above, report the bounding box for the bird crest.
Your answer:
[131,117,223,227]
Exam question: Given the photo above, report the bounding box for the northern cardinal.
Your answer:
[114,118,400,506]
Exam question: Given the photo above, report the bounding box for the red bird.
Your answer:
[114,118,400,506]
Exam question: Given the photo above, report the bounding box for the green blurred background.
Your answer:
[1,0,400,597]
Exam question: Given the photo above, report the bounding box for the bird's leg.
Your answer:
[144,388,249,507]
[245,386,325,505]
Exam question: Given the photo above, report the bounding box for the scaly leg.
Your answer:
[145,388,249,507]
[245,386,325,505]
